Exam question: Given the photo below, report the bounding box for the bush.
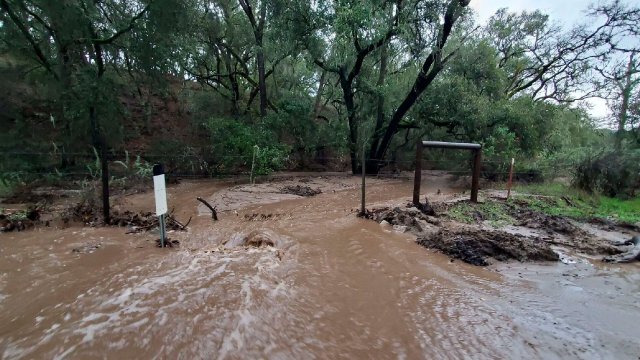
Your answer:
[573,151,640,198]
[206,117,290,175]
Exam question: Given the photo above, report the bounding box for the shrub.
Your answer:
[206,117,290,175]
[573,151,640,199]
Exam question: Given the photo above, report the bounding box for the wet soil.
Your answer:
[1,172,639,359]
[418,229,559,266]
[279,185,322,197]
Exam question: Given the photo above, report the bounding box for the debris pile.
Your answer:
[369,206,440,234]
[280,185,322,197]
[111,210,190,233]
[0,206,42,232]
[244,213,287,221]
[417,229,559,266]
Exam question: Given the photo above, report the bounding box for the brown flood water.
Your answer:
[1,175,639,359]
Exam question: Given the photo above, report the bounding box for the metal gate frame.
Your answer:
[413,141,482,204]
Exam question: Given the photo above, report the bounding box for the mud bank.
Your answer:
[369,199,638,266]
[418,229,559,266]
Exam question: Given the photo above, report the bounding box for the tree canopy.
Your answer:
[1,0,639,219]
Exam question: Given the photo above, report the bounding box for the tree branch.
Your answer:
[0,0,58,80]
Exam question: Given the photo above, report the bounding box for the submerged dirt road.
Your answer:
[1,174,639,359]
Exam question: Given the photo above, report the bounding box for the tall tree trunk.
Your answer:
[100,136,110,224]
[367,42,388,173]
[257,42,267,117]
[89,105,109,223]
[616,54,635,151]
[91,30,110,223]
[222,53,241,116]
[239,0,268,118]
[311,70,327,122]
[339,72,359,174]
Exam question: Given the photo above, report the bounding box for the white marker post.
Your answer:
[153,164,168,247]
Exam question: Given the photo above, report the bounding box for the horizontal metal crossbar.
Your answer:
[421,141,481,150]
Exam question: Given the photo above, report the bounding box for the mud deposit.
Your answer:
[1,173,639,359]
[418,229,559,266]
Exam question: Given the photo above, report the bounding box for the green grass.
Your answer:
[595,197,640,223]
[512,182,640,224]
[447,201,515,227]
[446,182,640,226]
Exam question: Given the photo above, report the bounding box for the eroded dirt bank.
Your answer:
[1,173,639,359]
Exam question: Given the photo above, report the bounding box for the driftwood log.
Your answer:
[197,197,218,220]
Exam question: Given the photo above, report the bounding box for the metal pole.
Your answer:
[506,157,515,200]
[361,143,366,215]
[159,213,166,247]
[413,140,423,206]
[471,149,482,203]
[250,145,258,184]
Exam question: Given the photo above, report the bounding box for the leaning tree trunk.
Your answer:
[311,70,327,122]
[340,74,359,174]
[367,41,388,174]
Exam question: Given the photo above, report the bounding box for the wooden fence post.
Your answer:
[506,158,515,200]
[413,140,423,206]
[360,143,366,215]
[471,149,482,203]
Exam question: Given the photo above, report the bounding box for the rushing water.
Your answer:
[1,176,639,359]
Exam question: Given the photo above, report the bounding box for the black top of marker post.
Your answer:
[153,163,164,176]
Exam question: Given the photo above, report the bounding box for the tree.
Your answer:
[0,0,179,222]
[297,0,471,174]
[599,53,640,149]
[588,1,640,150]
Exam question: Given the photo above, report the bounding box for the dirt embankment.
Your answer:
[418,229,559,266]
[368,199,638,266]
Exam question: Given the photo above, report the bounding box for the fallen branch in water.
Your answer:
[197,197,218,220]
[167,215,191,230]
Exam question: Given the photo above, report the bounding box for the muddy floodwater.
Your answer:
[1,174,639,359]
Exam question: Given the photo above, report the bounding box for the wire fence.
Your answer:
[0,151,578,182]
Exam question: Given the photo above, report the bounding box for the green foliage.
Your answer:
[252,146,290,176]
[86,148,102,179]
[0,181,14,198]
[0,0,637,184]
[573,150,640,198]
[206,117,290,175]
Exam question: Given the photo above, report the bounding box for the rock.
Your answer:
[380,220,391,228]
[72,242,101,254]
[405,207,421,216]
[414,219,438,233]
[424,216,441,226]
[603,237,640,263]
[225,229,279,248]
[393,225,409,233]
